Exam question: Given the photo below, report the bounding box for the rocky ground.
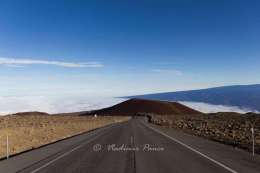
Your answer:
[0,114,129,158]
[146,112,260,154]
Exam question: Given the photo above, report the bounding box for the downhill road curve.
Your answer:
[0,118,260,173]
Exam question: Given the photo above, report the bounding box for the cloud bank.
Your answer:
[0,96,125,115]
[0,57,103,68]
[179,101,259,113]
[1,96,258,116]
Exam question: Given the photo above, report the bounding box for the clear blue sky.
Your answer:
[0,0,260,97]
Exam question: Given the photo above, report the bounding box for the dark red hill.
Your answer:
[11,111,49,116]
[89,99,201,116]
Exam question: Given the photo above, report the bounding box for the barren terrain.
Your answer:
[148,112,260,153]
[0,114,129,158]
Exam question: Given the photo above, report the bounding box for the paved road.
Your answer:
[0,118,260,173]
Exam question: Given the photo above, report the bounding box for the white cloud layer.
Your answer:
[1,96,258,116]
[179,101,259,113]
[0,57,103,68]
[0,96,125,115]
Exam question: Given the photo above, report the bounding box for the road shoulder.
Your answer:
[144,122,260,173]
[0,122,121,173]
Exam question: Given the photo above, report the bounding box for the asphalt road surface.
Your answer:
[0,118,260,173]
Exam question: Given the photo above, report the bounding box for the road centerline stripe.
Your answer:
[142,122,238,173]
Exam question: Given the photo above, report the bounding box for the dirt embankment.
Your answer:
[0,114,129,158]
[147,112,260,154]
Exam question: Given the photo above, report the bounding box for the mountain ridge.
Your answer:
[124,84,260,112]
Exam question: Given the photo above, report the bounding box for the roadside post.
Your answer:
[6,134,9,159]
[251,127,255,156]
[5,116,9,159]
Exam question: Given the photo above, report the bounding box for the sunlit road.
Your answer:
[0,119,260,173]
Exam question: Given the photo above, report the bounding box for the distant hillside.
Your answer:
[125,84,260,112]
[11,111,49,116]
[88,99,201,116]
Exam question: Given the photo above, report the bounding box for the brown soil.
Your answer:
[149,112,260,154]
[0,114,129,158]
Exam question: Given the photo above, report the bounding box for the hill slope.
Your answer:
[125,84,260,112]
[89,99,201,116]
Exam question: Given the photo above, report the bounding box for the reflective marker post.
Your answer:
[5,116,9,159]
[251,127,255,156]
[6,134,9,159]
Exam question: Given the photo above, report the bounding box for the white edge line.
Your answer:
[142,122,238,173]
[30,124,116,173]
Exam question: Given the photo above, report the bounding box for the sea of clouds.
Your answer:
[0,96,126,115]
[179,101,259,114]
[0,96,258,115]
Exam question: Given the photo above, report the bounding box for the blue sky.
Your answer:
[0,0,260,100]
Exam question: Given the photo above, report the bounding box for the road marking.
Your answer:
[30,125,116,173]
[142,122,238,173]
[30,144,83,173]
[130,136,134,145]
